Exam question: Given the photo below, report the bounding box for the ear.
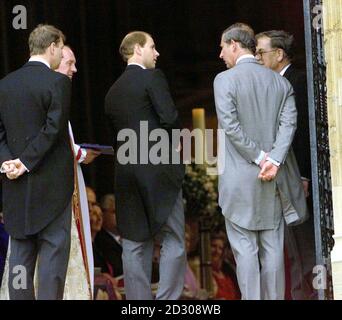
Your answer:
[230,39,238,51]
[277,49,285,62]
[49,42,56,55]
[134,43,142,56]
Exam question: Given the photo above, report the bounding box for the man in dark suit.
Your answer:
[0,24,74,300]
[105,31,186,300]
[94,194,123,277]
[255,30,311,188]
[256,30,316,299]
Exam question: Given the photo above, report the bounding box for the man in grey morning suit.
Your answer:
[214,23,308,300]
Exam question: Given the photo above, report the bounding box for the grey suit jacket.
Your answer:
[214,58,308,231]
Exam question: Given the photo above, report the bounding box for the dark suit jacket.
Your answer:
[105,65,185,241]
[0,61,74,239]
[284,64,311,179]
[93,229,123,277]
[283,66,316,297]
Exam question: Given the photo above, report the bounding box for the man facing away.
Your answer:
[214,23,308,300]
[255,30,316,299]
[0,24,73,300]
[105,31,186,300]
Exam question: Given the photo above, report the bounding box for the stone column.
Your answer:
[323,0,342,299]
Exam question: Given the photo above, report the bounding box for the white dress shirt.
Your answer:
[128,62,146,69]
[28,56,51,68]
[236,54,256,64]
[279,64,291,77]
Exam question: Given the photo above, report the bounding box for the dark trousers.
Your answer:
[0,223,9,285]
[8,201,71,300]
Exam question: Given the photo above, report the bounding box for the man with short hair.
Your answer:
[94,194,123,277]
[214,23,308,299]
[255,30,311,195]
[55,45,99,298]
[0,24,73,300]
[256,30,315,299]
[105,31,186,300]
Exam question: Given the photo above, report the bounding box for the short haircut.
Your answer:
[100,194,115,210]
[63,44,72,51]
[222,22,256,53]
[119,31,151,62]
[210,229,228,245]
[256,30,295,61]
[28,24,65,56]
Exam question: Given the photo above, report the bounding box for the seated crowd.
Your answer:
[86,186,241,300]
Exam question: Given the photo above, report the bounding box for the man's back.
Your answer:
[215,58,295,151]
[214,23,308,301]
[0,62,70,156]
[0,61,74,238]
[214,58,301,230]
[105,65,179,138]
[105,64,184,242]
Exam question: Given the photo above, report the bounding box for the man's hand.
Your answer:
[0,161,17,174]
[258,161,279,182]
[2,159,27,180]
[302,179,310,197]
[258,152,268,169]
[82,149,101,164]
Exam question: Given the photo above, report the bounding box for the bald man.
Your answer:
[56,46,99,297]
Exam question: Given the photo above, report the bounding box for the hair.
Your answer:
[222,22,256,54]
[93,204,103,215]
[62,44,72,51]
[28,24,65,56]
[100,194,115,210]
[119,31,151,62]
[256,30,295,61]
[210,232,227,245]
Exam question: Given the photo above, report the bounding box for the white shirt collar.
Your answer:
[128,62,146,69]
[279,63,291,76]
[236,54,256,65]
[29,56,51,69]
[105,229,121,244]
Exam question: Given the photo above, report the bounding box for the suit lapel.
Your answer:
[283,64,295,80]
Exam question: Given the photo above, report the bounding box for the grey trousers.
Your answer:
[8,201,72,300]
[122,190,186,300]
[225,196,285,300]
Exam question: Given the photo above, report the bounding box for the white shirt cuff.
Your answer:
[19,159,29,172]
[79,148,87,163]
[255,151,266,165]
[266,156,280,167]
